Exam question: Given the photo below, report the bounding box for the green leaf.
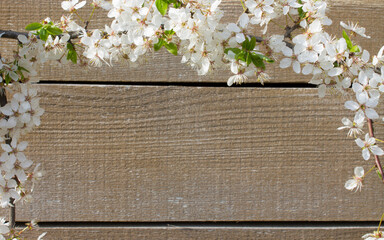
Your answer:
[377,168,383,180]
[342,30,353,50]
[165,42,178,55]
[25,22,43,31]
[245,52,252,66]
[173,1,181,8]
[235,52,246,62]
[4,74,11,85]
[298,7,306,19]
[250,53,265,69]
[350,45,360,53]
[249,37,256,51]
[156,0,169,15]
[224,48,241,55]
[261,54,274,63]
[154,39,165,51]
[39,28,48,41]
[297,0,306,19]
[66,43,77,64]
[46,26,63,36]
[242,37,250,50]
[164,30,175,37]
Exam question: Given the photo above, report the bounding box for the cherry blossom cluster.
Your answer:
[0,28,47,240]
[2,0,384,238]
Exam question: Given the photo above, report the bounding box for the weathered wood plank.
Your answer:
[21,227,379,240]
[14,85,384,222]
[0,1,383,83]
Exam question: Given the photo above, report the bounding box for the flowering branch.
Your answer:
[0,29,82,41]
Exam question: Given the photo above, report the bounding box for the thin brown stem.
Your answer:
[367,118,384,184]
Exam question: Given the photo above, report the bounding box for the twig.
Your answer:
[0,29,83,41]
[0,30,28,40]
[367,118,384,184]
[9,198,15,229]
[284,23,300,39]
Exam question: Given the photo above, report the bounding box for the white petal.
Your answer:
[17,35,28,44]
[61,1,72,11]
[283,6,289,15]
[235,33,246,43]
[17,141,28,151]
[352,83,363,93]
[226,23,240,33]
[16,152,27,163]
[279,58,291,68]
[293,61,301,73]
[345,101,360,111]
[354,166,364,177]
[328,67,343,77]
[1,144,12,153]
[318,84,326,98]
[345,179,357,190]
[362,50,370,63]
[355,138,365,148]
[302,64,313,75]
[371,145,384,156]
[365,108,379,119]
[75,1,86,9]
[341,117,352,126]
[362,148,370,160]
[227,76,235,86]
[238,13,249,28]
[282,47,292,57]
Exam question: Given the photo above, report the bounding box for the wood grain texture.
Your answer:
[21,227,379,240]
[0,1,383,83]
[13,85,384,222]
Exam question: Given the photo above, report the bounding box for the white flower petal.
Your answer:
[362,148,370,160]
[371,145,384,156]
[279,58,291,68]
[345,101,360,111]
[354,166,364,178]
[365,108,379,119]
[355,138,365,148]
[345,179,357,190]
[328,67,343,77]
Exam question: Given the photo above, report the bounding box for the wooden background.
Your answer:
[1,0,384,239]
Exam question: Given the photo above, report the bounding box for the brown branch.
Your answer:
[367,118,384,184]
[9,198,15,229]
[0,29,82,41]
[0,30,28,40]
[284,23,300,39]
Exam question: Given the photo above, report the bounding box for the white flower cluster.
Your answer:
[0,26,47,240]
[52,0,333,85]
[0,83,44,206]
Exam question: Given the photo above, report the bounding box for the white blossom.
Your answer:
[345,166,364,192]
[355,134,384,160]
[62,0,86,12]
[340,21,371,38]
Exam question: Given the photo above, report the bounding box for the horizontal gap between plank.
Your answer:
[14,221,379,229]
[38,81,317,89]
